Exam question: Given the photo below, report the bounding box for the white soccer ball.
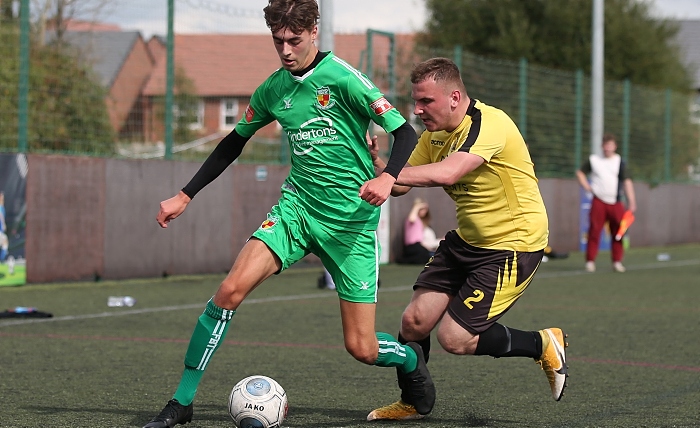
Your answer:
[228,375,288,428]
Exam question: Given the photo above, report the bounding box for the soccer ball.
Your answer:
[228,375,288,428]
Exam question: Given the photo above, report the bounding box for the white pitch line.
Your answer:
[535,258,700,278]
[1,259,697,328]
[0,289,410,328]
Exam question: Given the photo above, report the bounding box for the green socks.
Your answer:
[172,316,415,405]
[374,332,418,374]
[173,299,234,405]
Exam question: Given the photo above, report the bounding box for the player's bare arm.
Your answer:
[624,178,637,213]
[395,151,484,188]
[575,170,592,193]
[156,191,191,228]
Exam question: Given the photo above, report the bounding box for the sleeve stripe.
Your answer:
[332,56,375,90]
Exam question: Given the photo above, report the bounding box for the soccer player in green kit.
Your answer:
[142,1,434,427]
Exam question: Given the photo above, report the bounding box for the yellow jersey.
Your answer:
[408,99,548,252]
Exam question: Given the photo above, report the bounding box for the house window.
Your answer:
[220,98,239,130]
[173,100,204,130]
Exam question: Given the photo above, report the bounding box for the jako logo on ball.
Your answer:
[229,375,288,428]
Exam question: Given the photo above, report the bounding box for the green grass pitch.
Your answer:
[1,244,699,427]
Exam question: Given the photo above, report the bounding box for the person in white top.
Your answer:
[576,134,637,273]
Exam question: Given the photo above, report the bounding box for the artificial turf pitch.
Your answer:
[1,244,699,427]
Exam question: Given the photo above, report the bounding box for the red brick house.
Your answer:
[140,33,416,145]
[57,29,156,139]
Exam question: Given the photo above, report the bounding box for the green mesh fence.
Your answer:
[0,17,18,152]
[1,1,698,182]
[401,46,700,183]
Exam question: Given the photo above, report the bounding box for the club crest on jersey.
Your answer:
[259,215,279,232]
[370,97,394,116]
[316,86,336,110]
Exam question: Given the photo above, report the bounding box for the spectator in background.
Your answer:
[576,133,637,273]
[400,198,441,264]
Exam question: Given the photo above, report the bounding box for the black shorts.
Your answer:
[414,230,543,335]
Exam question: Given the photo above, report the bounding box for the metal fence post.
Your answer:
[622,79,630,162]
[664,89,672,182]
[519,57,528,140]
[165,0,175,160]
[453,45,462,73]
[574,69,584,170]
[17,0,30,153]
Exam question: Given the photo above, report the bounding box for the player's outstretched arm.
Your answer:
[395,151,484,188]
[157,129,250,228]
[181,129,250,199]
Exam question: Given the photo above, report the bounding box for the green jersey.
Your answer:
[236,52,406,231]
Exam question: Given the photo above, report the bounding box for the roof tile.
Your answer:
[142,33,415,96]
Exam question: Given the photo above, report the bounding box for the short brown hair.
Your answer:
[263,0,319,34]
[602,133,617,144]
[411,57,465,91]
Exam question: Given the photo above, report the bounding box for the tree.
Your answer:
[0,21,113,154]
[421,0,692,91]
[27,42,114,153]
[32,0,116,45]
[172,67,201,145]
[1,0,14,20]
[152,67,201,146]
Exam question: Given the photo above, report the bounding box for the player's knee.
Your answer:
[401,310,431,339]
[345,341,377,365]
[212,281,244,310]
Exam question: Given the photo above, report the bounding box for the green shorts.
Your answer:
[251,194,380,303]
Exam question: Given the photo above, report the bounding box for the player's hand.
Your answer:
[366,133,379,161]
[359,173,395,206]
[156,191,191,228]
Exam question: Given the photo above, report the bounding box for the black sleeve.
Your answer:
[619,159,630,181]
[181,129,250,199]
[382,121,418,178]
[579,158,592,174]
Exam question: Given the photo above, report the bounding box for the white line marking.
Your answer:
[1,259,697,328]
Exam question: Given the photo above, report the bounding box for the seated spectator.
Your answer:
[399,198,441,264]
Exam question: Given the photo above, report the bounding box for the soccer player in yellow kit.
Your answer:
[361,57,568,421]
